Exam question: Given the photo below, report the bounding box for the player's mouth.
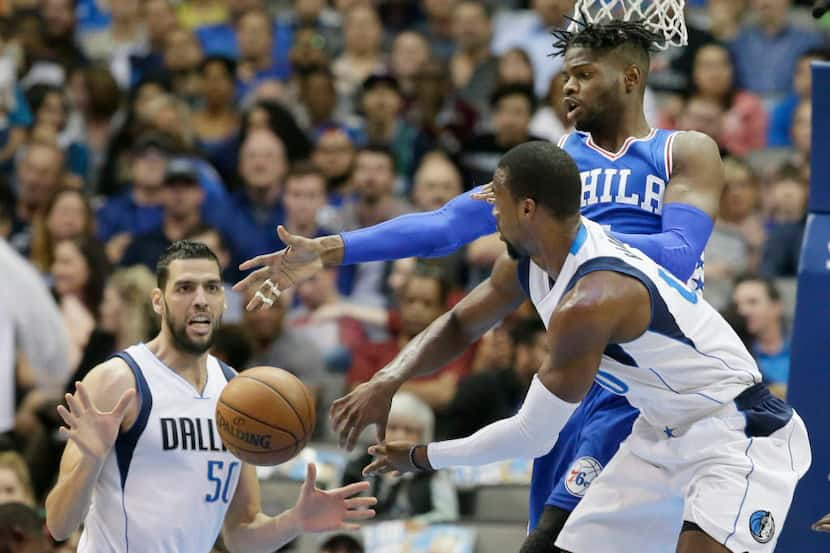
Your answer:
[188,314,212,334]
[564,97,582,120]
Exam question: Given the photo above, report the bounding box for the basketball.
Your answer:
[216,366,316,466]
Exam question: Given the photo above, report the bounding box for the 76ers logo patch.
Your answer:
[565,456,603,497]
[750,510,775,544]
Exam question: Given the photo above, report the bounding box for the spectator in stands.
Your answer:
[762,165,808,277]
[0,503,52,553]
[81,0,149,88]
[732,276,790,398]
[223,128,287,271]
[161,26,204,104]
[491,0,573,97]
[414,0,456,61]
[677,95,726,153]
[729,0,825,98]
[359,74,425,184]
[462,84,541,186]
[450,1,498,114]
[25,84,89,181]
[120,158,206,270]
[529,71,570,144]
[65,66,122,192]
[707,0,747,42]
[0,452,35,507]
[131,0,178,84]
[241,289,326,390]
[50,235,110,372]
[290,267,369,372]
[96,133,172,263]
[342,392,459,523]
[276,0,343,69]
[768,48,829,147]
[688,43,766,156]
[287,24,333,79]
[441,318,544,439]
[497,47,535,89]
[210,324,253,370]
[282,163,331,239]
[790,98,811,171]
[319,534,364,553]
[240,100,312,163]
[348,270,473,410]
[193,56,241,183]
[332,6,385,104]
[41,0,87,72]
[312,127,356,201]
[177,0,229,31]
[185,224,244,322]
[235,8,289,99]
[299,68,347,133]
[30,187,95,273]
[8,141,64,255]
[389,31,430,100]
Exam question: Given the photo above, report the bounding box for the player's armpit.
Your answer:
[538,271,650,403]
[664,130,724,218]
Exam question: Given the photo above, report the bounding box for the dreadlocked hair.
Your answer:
[550,18,664,58]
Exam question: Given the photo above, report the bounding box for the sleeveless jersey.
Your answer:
[518,218,761,429]
[559,129,705,291]
[78,344,240,553]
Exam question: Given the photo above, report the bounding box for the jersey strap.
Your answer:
[112,352,154,488]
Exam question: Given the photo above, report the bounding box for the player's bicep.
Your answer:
[224,463,261,532]
[664,131,724,217]
[452,254,524,340]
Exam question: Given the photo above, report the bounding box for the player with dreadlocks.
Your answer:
[236,19,726,552]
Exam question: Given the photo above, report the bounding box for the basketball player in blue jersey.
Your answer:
[234,20,724,551]
[362,141,811,553]
[45,241,376,553]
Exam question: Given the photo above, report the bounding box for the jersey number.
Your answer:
[206,460,239,503]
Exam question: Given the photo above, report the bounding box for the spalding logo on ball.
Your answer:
[216,366,316,466]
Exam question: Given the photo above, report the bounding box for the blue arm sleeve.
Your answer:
[612,203,714,282]
[340,187,497,265]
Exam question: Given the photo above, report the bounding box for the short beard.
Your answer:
[163,300,219,355]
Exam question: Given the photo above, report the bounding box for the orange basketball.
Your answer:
[216,366,316,466]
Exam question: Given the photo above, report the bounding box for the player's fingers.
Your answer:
[361,459,384,476]
[344,497,377,509]
[302,463,317,492]
[344,508,376,521]
[65,391,84,415]
[336,410,357,448]
[367,444,386,456]
[344,420,365,452]
[276,225,303,247]
[233,266,270,292]
[111,388,136,418]
[56,405,75,427]
[75,381,94,410]
[57,425,70,439]
[338,522,360,531]
[332,480,370,499]
[238,252,280,271]
[375,421,387,443]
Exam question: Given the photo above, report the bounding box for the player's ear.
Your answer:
[151,288,164,316]
[624,64,642,93]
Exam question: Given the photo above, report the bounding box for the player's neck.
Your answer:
[529,217,581,280]
[145,336,209,391]
[588,110,650,153]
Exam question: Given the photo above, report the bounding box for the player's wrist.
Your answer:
[409,444,434,472]
[318,235,345,267]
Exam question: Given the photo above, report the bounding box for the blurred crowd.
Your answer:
[0,0,827,551]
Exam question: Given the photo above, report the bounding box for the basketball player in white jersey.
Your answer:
[44,241,376,553]
[363,142,811,553]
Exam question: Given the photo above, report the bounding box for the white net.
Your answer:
[568,0,688,49]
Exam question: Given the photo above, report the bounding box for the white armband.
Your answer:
[427,375,579,469]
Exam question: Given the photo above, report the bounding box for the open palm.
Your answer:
[233,226,325,310]
[294,464,376,532]
[57,382,135,460]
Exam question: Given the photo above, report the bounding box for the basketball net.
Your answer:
[568,0,689,49]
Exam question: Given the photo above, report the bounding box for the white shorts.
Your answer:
[555,403,811,553]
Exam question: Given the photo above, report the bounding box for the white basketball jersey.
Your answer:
[520,218,762,429]
[79,344,241,553]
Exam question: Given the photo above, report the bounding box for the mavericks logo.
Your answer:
[749,510,775,544]
[565,456,603,497]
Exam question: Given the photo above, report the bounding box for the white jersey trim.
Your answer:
[579,128,658,161]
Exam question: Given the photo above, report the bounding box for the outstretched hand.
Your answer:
[470,182,494,204]
[813,513,830,533]
[232,226,326,311]
[329,379,397,451]
[293,463,376,532]
[56,381,135,461]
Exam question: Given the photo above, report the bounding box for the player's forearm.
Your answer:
[339,188,495,265]
[45,456,106,540]
[223,509,302,553]
[376,312,472,388]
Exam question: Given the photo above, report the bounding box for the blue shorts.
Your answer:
[527,382,639,530]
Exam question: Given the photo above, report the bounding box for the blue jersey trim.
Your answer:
[218,360,237,382]
[111,351,153,553]
[569,224,588,255]
[517,257,531,298]
[724,439,755,549]
[561,256,696,349]
[603,344,638,367]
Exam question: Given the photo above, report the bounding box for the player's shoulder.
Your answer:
[670,130,722,166]
[81,356,138,411]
